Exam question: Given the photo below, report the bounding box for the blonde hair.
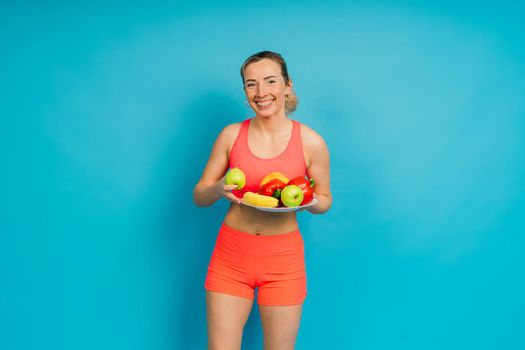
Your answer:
[240,51,299,115]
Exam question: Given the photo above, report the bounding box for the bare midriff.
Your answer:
[223,203,299,236]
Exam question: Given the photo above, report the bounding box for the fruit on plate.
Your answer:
[259,178,287,199]
[225,167,246,190]
[287,177,315,204]
[260,172,289,187]
[280,185,304,207]
[242,192,279,208]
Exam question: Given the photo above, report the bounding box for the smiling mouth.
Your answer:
[255,99,274,108]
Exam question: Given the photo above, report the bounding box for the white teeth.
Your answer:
[256,100,273,107]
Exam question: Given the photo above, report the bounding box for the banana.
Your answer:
[242,192,279,208]
[260,172,289,187]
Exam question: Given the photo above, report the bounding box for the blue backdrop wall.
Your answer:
[1,1,524,349]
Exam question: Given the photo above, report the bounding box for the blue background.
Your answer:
[1,1,524,349]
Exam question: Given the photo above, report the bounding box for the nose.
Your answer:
[256,83,267,97]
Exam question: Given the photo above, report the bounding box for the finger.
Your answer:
[223,184,238,191]
[226,193,242,204]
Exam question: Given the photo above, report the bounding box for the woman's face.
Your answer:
[243,58,292,118]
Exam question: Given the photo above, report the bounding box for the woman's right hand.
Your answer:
[215,177,243,204]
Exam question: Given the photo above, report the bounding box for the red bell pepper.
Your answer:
[286,177,315,204]
[258,178,287,199]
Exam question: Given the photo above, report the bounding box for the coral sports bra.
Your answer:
[229,118,307,199]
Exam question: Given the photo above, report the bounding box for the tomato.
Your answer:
[258,178,287,199]
[287,177,315,204]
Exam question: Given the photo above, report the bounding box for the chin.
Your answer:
[255,106,285,118]
[257,110,276,117]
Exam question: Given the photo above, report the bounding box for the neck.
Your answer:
[251,115,290,135]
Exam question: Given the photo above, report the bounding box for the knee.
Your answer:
[263,337,297,350]
[208,335,242,350]
[207,326,244,350]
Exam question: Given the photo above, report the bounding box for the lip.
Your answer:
[254,99,274,109]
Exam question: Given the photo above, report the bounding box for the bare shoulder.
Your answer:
[213,123,241,144]
[299,121,328,151]
[217,121,243,156]
[219,121,242,136]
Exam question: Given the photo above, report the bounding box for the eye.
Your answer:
[246,82,256,88]
[268,80,276,84]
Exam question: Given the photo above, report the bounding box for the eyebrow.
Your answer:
[245,75,277,82]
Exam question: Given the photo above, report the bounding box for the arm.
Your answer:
[303,126,332,214]
[193,124,242,207]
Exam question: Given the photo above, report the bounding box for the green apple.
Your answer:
[224,167,246,190]
[280,185,304,207]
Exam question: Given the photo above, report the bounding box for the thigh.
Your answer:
[259,303,303,350]
[206,291,254,350]
[256,242,307,306]
[204,225,257,300]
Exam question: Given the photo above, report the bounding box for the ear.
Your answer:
[286,80,293,95]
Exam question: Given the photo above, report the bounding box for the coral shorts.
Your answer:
[204,223,307,306]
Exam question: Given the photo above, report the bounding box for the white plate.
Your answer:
[241,197,318,212]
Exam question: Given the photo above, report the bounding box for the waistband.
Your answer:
[218,223,303,254]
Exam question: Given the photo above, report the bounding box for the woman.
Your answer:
[193,50,332,350]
